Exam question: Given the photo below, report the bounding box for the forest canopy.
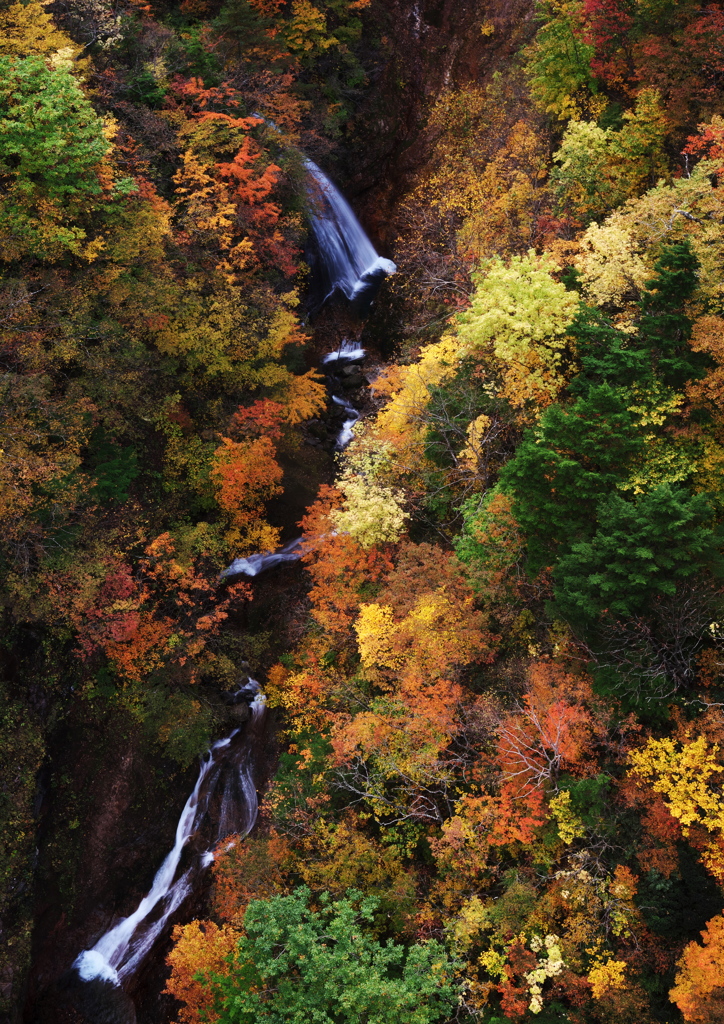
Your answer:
[6,1,724,1024]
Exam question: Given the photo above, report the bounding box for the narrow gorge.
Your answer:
[70,162,395,1015]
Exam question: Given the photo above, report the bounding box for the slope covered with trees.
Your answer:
[5,1,724,1023]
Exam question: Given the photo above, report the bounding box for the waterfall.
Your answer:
[305,159,396,305]
[223,535,304,579]
[222,339,369,580]
[74,685,266,986]
[221,161,394,580]
[69,153,395,999]
[322,339,367,365]
[333,394,360,449]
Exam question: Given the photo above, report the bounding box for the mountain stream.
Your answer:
[71,158,394,996]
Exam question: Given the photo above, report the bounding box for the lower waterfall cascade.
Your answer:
[73,334,365,982]
[73,685,266,986]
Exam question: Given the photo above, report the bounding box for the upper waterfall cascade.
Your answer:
[305,159,396,304]
[221,161,394,582]
[74,684,266,986]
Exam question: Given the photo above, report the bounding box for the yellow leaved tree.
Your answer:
[330,441,409,549]
[0,1,82,62]
[629,735,724,881]
[456,251,579,413]
[369,334,460,481]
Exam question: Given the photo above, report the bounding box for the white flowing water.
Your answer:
[333,394,360,448]
[322,339,366,365]
[305,159,396,303]
[222,535,304,579]
[74,686,266,985]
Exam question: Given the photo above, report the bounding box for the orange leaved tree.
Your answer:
[210,435,283,553]
[670,914,724,1022]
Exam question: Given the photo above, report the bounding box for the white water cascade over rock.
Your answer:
[322,338,367,365]
[305,159,396,305]
[333,393,360,449]
[223,535,305,579]
[74,684,266,986]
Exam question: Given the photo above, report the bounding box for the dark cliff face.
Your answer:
[343,0,536,241]
[25,695,280,1024]
[25,711,199,1024]
[22,545,311,1024]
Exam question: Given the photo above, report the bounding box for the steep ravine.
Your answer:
[22,6,534,1020]
[24,180,391,1024]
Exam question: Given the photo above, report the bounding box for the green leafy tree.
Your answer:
[86,429,139,505]
[637,240,703,388]
[568,306,652,393]
[551,89,669,224]
[552,484,721,625]
[0,56,109,198]
[570,241,703,391]
[525,0,597,121]
[500,384,644,569]
[214,0,282,67]
[211,887,458,1024]
[0,55,126,260]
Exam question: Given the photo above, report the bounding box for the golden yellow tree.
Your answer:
[629,735,724,880]
[456,251,579,412]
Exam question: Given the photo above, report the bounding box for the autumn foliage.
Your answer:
[670,914,724,1022]
[165,919,238,1024]
[7,1,724,1023]
[211,435,284,551]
